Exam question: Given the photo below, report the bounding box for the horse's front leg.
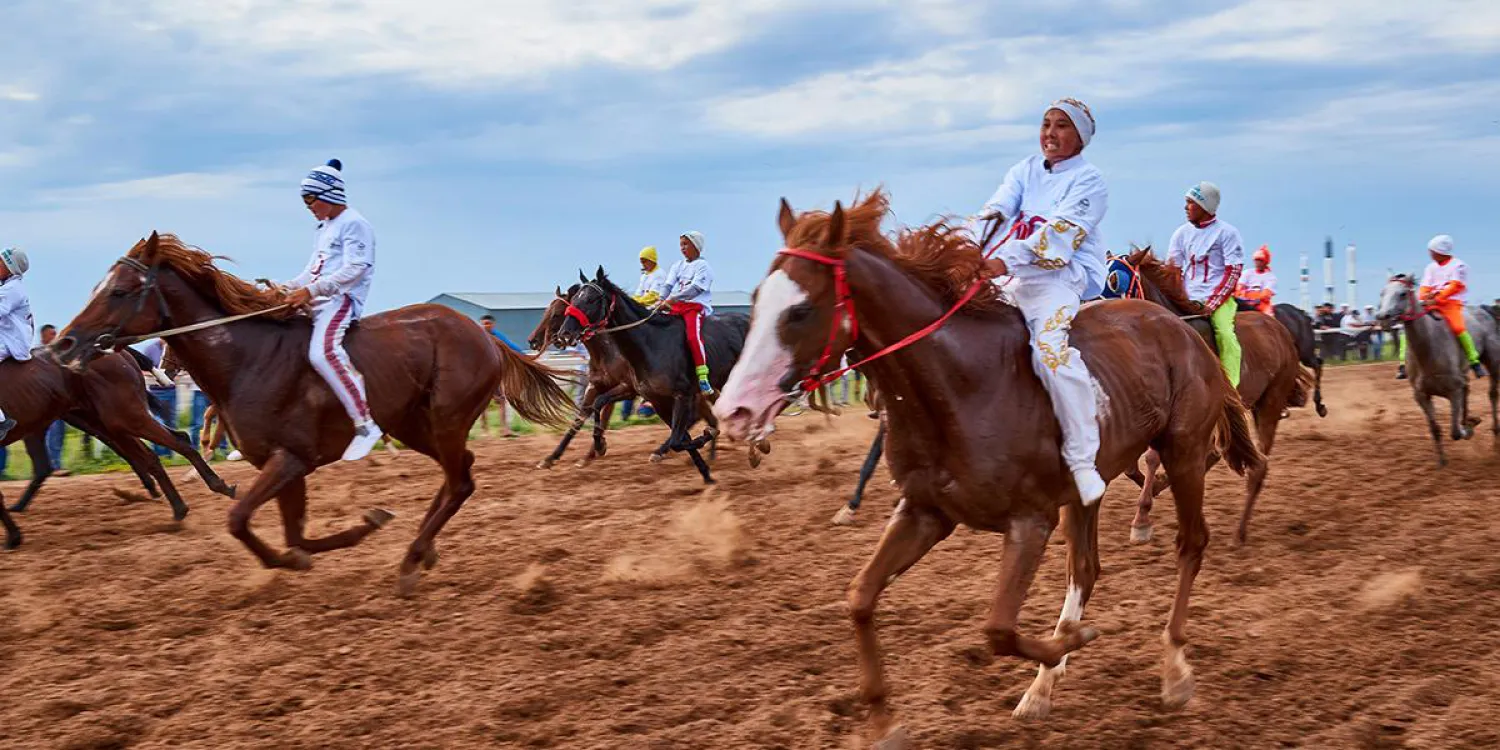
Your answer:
[1415,392,1447,467]
[1130,449,1161,543]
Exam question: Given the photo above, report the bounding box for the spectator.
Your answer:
[183,371,229,456]
[1314,303,1340,330]
[1341,307,1373,359]
[130,338,178,457]
[1364,304,1385,359]
[479,315,522,438]
[37,324,69,474]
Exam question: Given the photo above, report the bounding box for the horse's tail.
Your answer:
[495,343,575,429]
[1286,364,1315,408]
[1215,387,1264,477]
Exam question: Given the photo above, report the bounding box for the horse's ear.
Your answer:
[777,198,796,239]
[578,269,588,283]
[554,285,564,298]
[826,201,845,247]
[145,231,160,252]
[595,265,606,281]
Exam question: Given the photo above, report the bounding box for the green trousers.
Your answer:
[1211,301,1242,388]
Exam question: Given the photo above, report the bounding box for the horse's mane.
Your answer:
[785,190,1003,314]
[129,233,300,321]
[1126,245,1196,313]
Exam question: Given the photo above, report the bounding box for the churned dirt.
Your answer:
[3,363,1499,749]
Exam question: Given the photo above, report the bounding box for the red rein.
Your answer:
[778,219,1015,394]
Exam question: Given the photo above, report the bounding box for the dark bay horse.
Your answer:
[1376,274,1500,465]
[1105,248,1309,545]
[0,349,233,548]
[54,233,573,594]
[715,193,1261,742]
[553,269,766,484]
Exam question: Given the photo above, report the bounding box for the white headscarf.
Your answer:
[681,231,706,254]
[1048,98,1096,148]
[0,247,28,276]
[1428,234,1454,256]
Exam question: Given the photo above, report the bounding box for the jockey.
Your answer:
[283,159,384,461]
[1167,181,1244,388]
[1236,245,1277,315]
[633,246,668,307]
[0,247,33,441]
[658,231,715,394]
[1418,234,1485,378]
[973,98,1110,505]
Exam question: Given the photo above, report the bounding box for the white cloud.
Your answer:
[1,86,40,102]
[706,0,1500,139]
[37,170,278,205]
[130,0,818,87]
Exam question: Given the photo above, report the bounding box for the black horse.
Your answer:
[553,268,756,484]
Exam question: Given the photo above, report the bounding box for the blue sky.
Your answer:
[3,0,1499,329]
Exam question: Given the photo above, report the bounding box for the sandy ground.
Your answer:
[2,363,1499,749]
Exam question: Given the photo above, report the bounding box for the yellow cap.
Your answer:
[639,246,658,263]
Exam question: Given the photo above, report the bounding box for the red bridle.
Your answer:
[563,287,617,341]
[1390,276,1426,323]
[775,220,1011,394]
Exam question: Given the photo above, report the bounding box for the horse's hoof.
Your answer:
[757,441,772,454]
[574,459,590,469]
[4,532,20,551]
[171,504,190,522]
[422,546,439,570]
[748,450,762,469]
[1161,668,1196,710]
[536,459,555,470]
[364,508,396,529]
[649,453,665,464]
[595,444,609,458]
[280,547,313,571]
[1012,691,1052,721]
[7,504,24,514]
[1316,404,1328,418]
[871,725,910,750]
[832,506,858,526]
[397,568,421,598]
[1130,524,1153,544]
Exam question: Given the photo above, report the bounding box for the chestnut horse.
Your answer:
[0,350,234,547]
[54,233,573,594]
[715,192,1261,743]
[1107,248,1309,545]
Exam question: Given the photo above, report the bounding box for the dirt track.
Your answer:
[2,363,1499,749]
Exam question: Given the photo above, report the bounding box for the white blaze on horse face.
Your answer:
[715,269,807,439]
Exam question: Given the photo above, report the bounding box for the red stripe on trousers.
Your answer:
[670,301,708,367]
[324,297,370,420]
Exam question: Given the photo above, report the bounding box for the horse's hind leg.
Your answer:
[0,491,21,549]
[540,410,588,469]
[1015,501,1102,720]
[591,400,618,459]
[1155,444,1210,710]
[109,435,191,522]
[1313,359,1327,417]
[274,476,390,570]
[399,439,478,596]
[119,408,235,499]
[1130,449,1161,543]
[1235,408,1280,546]
[847,500,955,746]
[1415,392,1447,466]
[227,450,310,568]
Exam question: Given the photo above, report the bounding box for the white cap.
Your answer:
[1427,234,1454,256]
[0,247,28,276]
[1186,182,1221,215]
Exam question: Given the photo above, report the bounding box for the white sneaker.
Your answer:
[341,422,385,462]
[1072,468,1107,506]
[225,450,244,462]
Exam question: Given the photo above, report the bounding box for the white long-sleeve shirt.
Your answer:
[663,257,714,315]
[0,275,34,362]
[1167,219,1244,309]
[1421,257,1470,304]
[635,267,668,300]
[973,153,1109,299]
[1238,268,1277,297]
[286,208,376,310]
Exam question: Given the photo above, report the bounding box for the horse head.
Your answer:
[1375,273,1418,328]
[553,271,620,347]
[527,285,575,351]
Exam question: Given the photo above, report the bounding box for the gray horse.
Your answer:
[1375,274,1500,466]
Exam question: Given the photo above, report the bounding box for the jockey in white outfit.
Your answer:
[282,159,383,462]
[972,98,1110,505]
[0,247,33,441]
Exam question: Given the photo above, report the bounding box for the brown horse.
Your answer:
[0,350,234,548]
[54,233,574,593]
[1119,248,1309,545]
[714,192,1261,743]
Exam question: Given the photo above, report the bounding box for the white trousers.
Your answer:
[1010,280,1100,473]
[310,295,372,426]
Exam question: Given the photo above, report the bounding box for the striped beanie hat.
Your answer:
[300,159,346,205]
